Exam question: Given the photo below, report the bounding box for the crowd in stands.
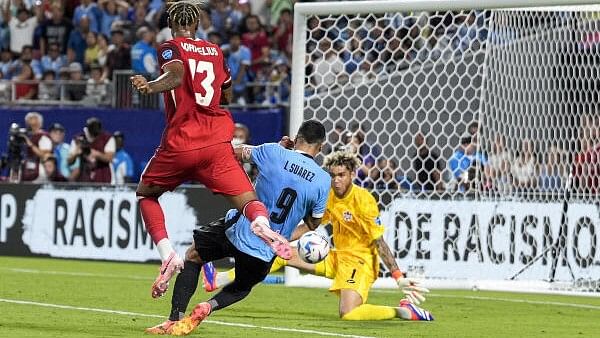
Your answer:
[322,118,600,198]
[0,0,294,105]
[1,110,259,185]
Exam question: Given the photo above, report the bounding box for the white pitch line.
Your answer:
[371,290,600,310]
[431,294,600,311]
[0,298,374,338]
[4,267,153,281]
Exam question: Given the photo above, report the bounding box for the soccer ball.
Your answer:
[297,231,330,264]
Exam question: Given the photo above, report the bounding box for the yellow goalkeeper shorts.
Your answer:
[315,250,376,304]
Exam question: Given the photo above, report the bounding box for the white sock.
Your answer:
[215,271,233,288]
[157,238,175,262]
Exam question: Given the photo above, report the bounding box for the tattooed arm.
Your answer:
[374,237,400,273]
[130,62,184,94]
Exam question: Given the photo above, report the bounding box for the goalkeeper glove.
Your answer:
[391,270,429,305]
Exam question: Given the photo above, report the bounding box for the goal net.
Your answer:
[287,0,600,296]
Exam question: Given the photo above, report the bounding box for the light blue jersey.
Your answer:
[226,143,330,262]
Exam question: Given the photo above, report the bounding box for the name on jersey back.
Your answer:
[283,160,316,182]
[180,42,219,56]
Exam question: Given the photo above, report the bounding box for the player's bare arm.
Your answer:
[130,62,184,94]
[290,216,323,241]
[374,237,400,272]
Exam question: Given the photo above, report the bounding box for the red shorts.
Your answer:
[141,142,254,195]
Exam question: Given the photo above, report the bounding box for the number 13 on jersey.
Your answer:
[188,59,215,106]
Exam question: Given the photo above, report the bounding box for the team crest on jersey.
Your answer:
[162,49,173,60]
[343,211,352,222]
[375,216,382,226]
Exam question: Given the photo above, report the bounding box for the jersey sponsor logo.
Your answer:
[162,49,173,60]
[180,43,219,56]
[343,211,352,222]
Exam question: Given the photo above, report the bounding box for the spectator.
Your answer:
[96,33,109,71]
[64,62,86,101]
[323,123,345,155]
[13,62,36,99]
[195,9,214,41]
[99,0,128,38]
[207,31,222,46]
[155,10,172,43]
[73,0,101,33]
[211,0,239,36]
[130,26,156,76]
[232,0,251,34]
[84,31,100,68]
[510,139,537,190]
[7,45,41,79]
[37,70,59,100]
[112,131,134,184]
[242,15,269,73]
[270,57,291,102]
[539,145,566,192]
[448,133,487,187]
[269,0,293,27]
[129,2,152,38]
[222,32,251,104]
[39,3,72,55]
[68,117,115,183]
[48,122,73,179]
[21,111,52,182]
[272,8,293,57]
[375,158,399,190]
[40,155,67,182]
[67,15,90,64]
[412,132,443,191]
[232,123,255,180]
[104,28,130,79]
[573,114,600,195]
[0,48,12,75]
[4,6,39,55]
[40,42,67,76]
[85,62,110,103]
[486,134,512,192]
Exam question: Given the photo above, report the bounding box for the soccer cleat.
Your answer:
[169,302,212,336]
[250,216,292,260]
[151,251,184,298]
[399,299,434,321]
[144,319,178,335]
[202,262,218,292]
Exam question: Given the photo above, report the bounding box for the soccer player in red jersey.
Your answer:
[130,0,291,299]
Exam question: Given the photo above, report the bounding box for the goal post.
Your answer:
[287,0,600,296]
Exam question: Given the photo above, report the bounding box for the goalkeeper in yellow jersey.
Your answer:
[204,151,433,321]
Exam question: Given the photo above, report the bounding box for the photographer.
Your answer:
[68,117,115,183]
[20,112,53,182]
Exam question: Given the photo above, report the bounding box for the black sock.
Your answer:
[169,260,201,321]
[207,283,251,311]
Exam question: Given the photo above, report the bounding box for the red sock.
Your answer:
[242,200,268,222]
[139,197,167,244]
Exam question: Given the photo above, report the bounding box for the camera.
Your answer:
[76,135,91,156]
[8,123,27,144]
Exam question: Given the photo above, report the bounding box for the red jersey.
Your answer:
[156,37,234,152]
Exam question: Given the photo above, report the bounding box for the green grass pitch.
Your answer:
[0,256,599,338]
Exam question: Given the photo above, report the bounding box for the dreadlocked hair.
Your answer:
[323,151,362,173]
[166,0,209,28]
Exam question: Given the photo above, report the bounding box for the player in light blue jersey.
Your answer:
[146,120,330,335]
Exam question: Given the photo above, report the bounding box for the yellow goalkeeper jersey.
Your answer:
[322,184,385,269]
